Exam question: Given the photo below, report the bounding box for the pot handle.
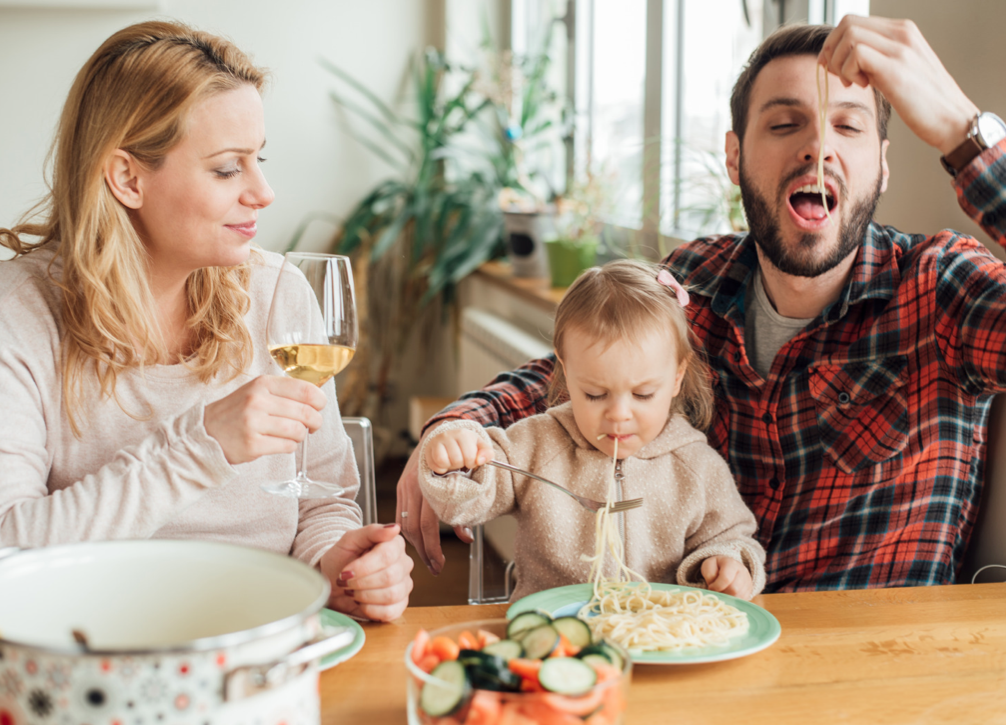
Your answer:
[224,624,355,701]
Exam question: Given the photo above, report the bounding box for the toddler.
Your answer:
[419,259,765,601]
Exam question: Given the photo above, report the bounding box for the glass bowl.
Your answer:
[404,618,632,725]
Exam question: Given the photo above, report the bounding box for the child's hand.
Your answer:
[700,556,753,599]
[425,429,494,475]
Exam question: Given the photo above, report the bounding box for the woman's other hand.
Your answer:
[203,375,326,465]
[321,523,414,622]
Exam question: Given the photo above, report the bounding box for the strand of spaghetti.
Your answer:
[816,63,832,222]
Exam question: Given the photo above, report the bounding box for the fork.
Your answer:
[483,459,643,514]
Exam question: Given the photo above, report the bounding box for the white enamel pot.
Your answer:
[0,540,350,725]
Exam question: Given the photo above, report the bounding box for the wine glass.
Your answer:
[263,253,358,499]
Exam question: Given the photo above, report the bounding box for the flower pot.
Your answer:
[504,211,553,278]
[545,236,599,288]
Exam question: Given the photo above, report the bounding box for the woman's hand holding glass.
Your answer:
[203,375,326,464]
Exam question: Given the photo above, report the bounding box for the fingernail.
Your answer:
[384,523,398,528]
[335,577,348,588]
[344,589,355,597]
[341,570,355,581]
[463,527,473,539]
[431,563,442,576]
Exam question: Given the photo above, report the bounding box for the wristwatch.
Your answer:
[940,111,1006,176]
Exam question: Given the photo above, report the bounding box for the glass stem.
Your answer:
[296,432,310,482]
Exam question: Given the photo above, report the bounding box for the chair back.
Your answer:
[962,396,1006,582]
[343,417,377,526]
[468,523,516,605]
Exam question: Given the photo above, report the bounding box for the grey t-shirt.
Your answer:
[744,269,814,378]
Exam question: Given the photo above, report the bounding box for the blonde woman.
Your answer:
[0,21,412,622]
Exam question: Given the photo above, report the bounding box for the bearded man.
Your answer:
[397,16,1006,591]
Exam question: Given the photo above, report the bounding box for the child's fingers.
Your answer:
[475,439,495,466]
[459,435,485,469]
[427,441,454,474]
[704,557,738,592]
[700,557,719,582]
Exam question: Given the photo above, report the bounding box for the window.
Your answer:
[512,0,870,251]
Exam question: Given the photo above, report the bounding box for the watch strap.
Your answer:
[941,113,984,176]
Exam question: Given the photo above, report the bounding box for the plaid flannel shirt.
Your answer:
[428,139,1006,591]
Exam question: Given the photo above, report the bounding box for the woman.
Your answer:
[0,21,413,621]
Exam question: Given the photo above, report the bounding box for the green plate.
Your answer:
[507,583,781,665]
[319,609,366,670]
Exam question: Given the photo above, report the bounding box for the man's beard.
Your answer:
[739,160,883,278]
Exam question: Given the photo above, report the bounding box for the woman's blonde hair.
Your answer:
[549,259,714,431]
[0,21,267,434]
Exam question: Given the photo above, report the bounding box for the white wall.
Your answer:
[0,0,435,255]
[871,0,1006,260]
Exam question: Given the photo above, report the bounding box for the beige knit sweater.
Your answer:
[420,404,766,601]
[0,246,361,567]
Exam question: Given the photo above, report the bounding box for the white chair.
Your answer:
[468,523,516,605]
[961,396,1006,583]
[343,417,377,526]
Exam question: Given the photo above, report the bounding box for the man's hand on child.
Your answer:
[425,429,494,475]
[701,556,753,599]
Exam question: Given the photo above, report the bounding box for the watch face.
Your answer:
[976,113,1006,148]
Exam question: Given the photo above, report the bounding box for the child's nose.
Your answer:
[606,397,633,422]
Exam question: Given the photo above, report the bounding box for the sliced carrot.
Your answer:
[507,657,543,681]
[417,653,441,674]
[430,635,461,661]
[588,661,621,683]
[516,701,582,725]
[457,630,479,651]
[462,690,503,725]
[551,633,578,657]
[477,629,501,648]
[411,628,431,665]
[497,702,536,725]
[519,678,546,693]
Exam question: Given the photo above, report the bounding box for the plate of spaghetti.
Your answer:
[508,436,780,665]
[506,582,780,665]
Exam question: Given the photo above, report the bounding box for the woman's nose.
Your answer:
[242,165,275,209]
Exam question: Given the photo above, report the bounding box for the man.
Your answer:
[397,16,1006,590]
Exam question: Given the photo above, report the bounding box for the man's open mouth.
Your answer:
[789,183,836,222]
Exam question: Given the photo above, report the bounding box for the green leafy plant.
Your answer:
[317,49,507,418]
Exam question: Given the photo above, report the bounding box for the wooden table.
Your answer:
[319,583,1006,724]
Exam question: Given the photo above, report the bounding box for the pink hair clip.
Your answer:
[657,269,690,307]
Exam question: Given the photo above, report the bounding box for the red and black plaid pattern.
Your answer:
[428,141,1006,591]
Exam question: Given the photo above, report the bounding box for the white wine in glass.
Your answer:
[263,253,358,499]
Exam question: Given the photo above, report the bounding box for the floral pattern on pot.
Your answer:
[0,644,318,725]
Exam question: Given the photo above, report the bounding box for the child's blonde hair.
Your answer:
[549,259,714,431]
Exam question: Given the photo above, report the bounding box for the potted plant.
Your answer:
[544,167,613,288]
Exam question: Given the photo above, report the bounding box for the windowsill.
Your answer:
[473,261,565,312]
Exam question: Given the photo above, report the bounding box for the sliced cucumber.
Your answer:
[538,657,598,696]
[421,660,471,717]
[552,616,593,649]
[506,611,551,641]
[520,624,560,660]
[598,643,625,671]
[481,639,524,662]
[456,649,521,692]
[576,645,612,662]
[579,653,613,670]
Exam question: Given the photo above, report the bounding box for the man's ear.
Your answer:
[104,149,144,210]
[725,131,741,186]
[879,138,890,194]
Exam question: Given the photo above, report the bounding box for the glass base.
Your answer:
[261,478,346,499]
